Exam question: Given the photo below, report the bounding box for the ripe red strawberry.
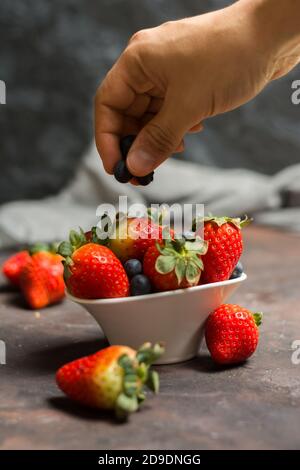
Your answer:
[58,229,129,299]
[2,250,31,287]
[56,342,164,418]
[93,208,175,263]
[143,237,208,292]
[107,216,169,262]
[205,304,262,364]
[19,251,65,309]
[194,216,250,284]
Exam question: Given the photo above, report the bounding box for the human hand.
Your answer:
[95,0,300,179]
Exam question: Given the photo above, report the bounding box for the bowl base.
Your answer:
[155,353,197,365]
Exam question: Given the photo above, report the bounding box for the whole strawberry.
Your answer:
[107,216,166,263]
[56,342,164,419]
[2,250,31,287]
[143,237,208,292]
[58,229,129,299]
[94,208,174,263]
[20,250,65,309]
[205,304,262,364]
[194,216,250,283]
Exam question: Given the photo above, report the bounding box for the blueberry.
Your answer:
[137,172,154,186]
[114,160,132,183]
[124,259,142,278]
[130,274,152,296]
[230,261,244,279]
[120,135,136,159]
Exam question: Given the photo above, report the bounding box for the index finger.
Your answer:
[94,63,136,174]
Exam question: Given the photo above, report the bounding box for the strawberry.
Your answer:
[56,342,164,419]
[2,250,31,287]
[194,216,250,284]
[205,304,262,364]
[58,229,129,299]
[93,207,174,263]
[143,237,208,292]
[19,251,65,309]
[107,216,167,263]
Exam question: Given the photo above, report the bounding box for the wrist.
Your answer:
[233,0,300,79]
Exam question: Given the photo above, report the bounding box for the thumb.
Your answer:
[126,100,186,177]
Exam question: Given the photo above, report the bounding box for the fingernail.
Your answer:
[127,149,156,176]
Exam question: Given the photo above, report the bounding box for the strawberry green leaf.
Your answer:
[193,214,252,230]
[118,355,135,376]
[175,257,186,285]
[146,370,160,394]
[123,376,139,397]
[69,230,80,247]
[185,237,208,255]
[29,242,51,255]
[137,392,146,403]
[115,343,164,419]
[116,393,138,415]
[253,312,263,327]
[186,262,200,285]
[58,241,74,257]
[155,255,177,275]
[136,363,148,381]
[136,342,165,365]
[190,254,204,270]
[172,239,186,252]
[63,262,72,281]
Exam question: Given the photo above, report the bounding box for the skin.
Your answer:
[95,0,300,180]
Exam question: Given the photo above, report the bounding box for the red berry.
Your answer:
[19,252,65,309]
[2,250,31,287]
[196,216,249,283]
[205,304,262,364]
[56,343,164,417]
[65,243,129,299]
[143,238,207,292]
[108,217,168,262]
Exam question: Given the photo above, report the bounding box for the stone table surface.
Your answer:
[0,226,300,450]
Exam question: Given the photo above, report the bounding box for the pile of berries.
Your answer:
[2,243,65,309]
[56,212,248,300]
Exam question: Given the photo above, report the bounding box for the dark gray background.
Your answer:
[0,0,299,204]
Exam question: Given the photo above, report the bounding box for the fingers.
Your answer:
[95,49,203,178]
[95,70,135,174]
[126,98,187,176]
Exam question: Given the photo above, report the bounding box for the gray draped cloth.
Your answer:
[0,144,299,248]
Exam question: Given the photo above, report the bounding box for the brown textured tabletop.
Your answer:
[0,226,300,450]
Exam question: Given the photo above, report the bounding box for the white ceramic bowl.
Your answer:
[67,273,247,364]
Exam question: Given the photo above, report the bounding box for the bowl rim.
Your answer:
[66,272,247,305]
